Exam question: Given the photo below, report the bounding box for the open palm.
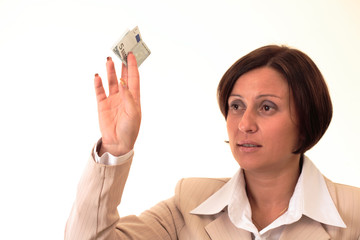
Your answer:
[94,54,141,156]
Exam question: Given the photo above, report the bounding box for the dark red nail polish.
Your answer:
[107,56,111,61]
[95,73,99,77]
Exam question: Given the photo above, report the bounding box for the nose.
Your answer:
[238,109,258,134]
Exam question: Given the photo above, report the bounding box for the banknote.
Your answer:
[112,26,151,67]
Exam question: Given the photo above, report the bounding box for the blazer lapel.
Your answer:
[205,212,252,240]
[280,216,330,240]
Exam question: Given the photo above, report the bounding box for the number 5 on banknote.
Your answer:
[112,26,151,67]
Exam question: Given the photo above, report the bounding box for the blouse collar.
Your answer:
[190,156,346,233]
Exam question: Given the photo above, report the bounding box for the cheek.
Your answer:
[266,120,298,149]
[226,118,239,156]
[226,117,237,137]
[287,125,300,149]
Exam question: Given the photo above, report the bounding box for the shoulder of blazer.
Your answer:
[173,177,230,214]
[324,176,360,208]
[324,176,360,236]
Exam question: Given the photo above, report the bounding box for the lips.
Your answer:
[239,143,260,147]
[236,142,262,152]
[237,141,262,147]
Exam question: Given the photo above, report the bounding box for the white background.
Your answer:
[0,0,359,239]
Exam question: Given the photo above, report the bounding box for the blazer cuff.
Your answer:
[93,138,134,165]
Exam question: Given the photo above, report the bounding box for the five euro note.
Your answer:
[112,26,151,67]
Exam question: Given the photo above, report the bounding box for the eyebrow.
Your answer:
[229,94,282,99]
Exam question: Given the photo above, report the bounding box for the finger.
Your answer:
[106,57,119,95]
[127,53,140,104]
[94,73,107,103]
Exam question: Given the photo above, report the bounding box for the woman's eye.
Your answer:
[260,102,277,113]
[263,105,271,111]
[228,100,245,115]
[231,104,239,110]
[229,101,245,111]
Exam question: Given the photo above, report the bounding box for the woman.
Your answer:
[65,46,360,239]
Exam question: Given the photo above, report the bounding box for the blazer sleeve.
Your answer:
[64,153,184,240]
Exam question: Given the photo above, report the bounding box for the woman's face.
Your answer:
[226,67,300,173]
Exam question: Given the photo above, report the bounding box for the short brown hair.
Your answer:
[217,45,333,154]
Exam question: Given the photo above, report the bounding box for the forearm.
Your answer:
[65,152,133,240]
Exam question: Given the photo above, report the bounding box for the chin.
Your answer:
[235,156,262,171]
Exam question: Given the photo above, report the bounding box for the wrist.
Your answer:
[99,141,132,157]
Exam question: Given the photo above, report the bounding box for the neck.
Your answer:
[244,155,302,230]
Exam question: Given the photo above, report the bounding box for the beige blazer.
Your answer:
[65,155,360,240]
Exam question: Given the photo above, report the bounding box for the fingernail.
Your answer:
[95,73,99,77]
[107,56,112,61]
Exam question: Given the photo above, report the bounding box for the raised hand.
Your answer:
[94,53,141,156]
